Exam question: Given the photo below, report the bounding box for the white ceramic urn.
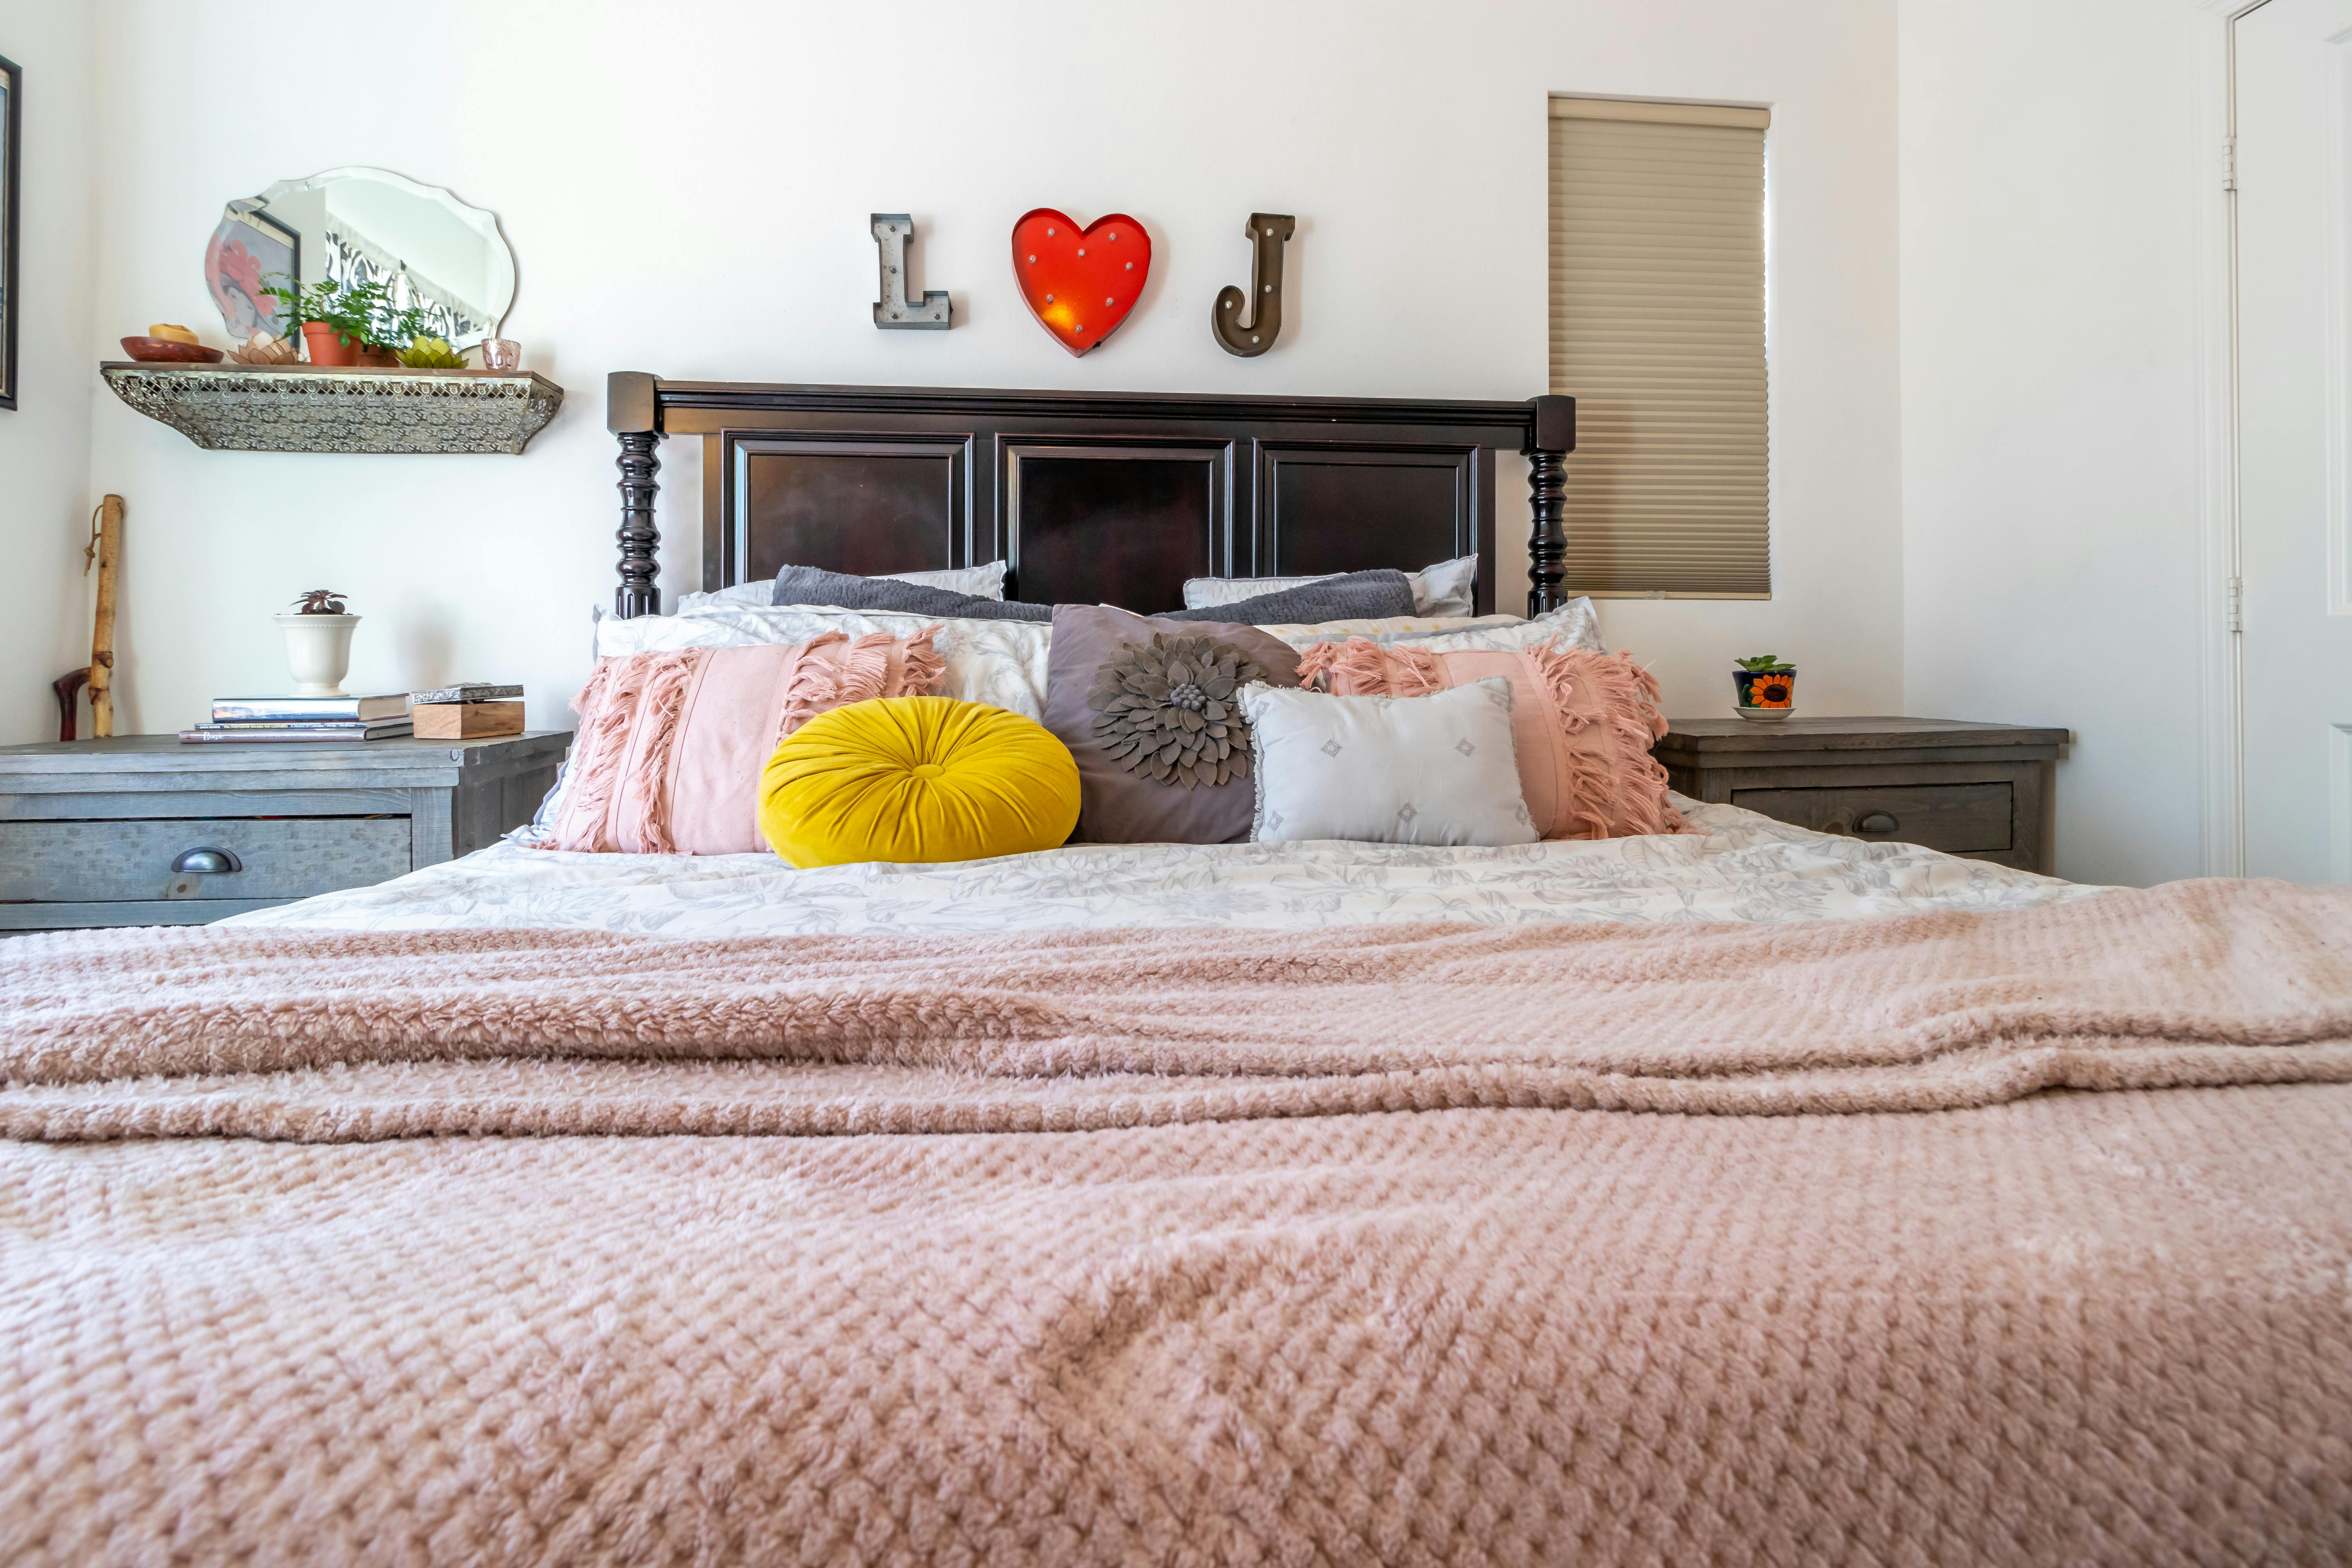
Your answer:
[273,613,361,697]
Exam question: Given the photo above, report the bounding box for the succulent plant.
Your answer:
[1087,633,1265,788]
[396,336,467,369]
[1734,654,1795,673]
[292,590,350,615]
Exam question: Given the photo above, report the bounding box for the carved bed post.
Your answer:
[608,372,663,618]
[1521,394,1576,616]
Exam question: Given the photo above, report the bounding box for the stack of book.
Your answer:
[180,693,413,744]
[411,682,524,739]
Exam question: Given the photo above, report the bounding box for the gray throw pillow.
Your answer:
[1043,604,1304,844]
[1156,569,1415,625]
[772,564,1051,622]
[1183,555,1479,617]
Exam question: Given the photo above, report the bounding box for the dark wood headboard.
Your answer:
[605,375,1573,620]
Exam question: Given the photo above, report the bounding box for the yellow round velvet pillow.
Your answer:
[758,695,1080,868]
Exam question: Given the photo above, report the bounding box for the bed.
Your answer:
[3,377,2348,1567]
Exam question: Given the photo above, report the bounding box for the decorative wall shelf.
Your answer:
[100,363,564,454]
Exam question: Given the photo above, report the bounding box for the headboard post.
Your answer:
[1521,394,1576,616]
[608,372,664,618]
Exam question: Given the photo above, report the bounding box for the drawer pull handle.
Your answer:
[1854,812,1900,836]
[170,847,243,875]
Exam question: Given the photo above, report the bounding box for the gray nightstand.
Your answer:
[1653,717,2069,874]
[0,731,571,930]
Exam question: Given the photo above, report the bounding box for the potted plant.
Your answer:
[262,275,387,368]
[275,590,360,697]
[1732,655,1796,720]
[258,276,465,370]
[355,297,418,367]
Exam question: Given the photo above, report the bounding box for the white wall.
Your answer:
[65,0,1902,743]
[1897,0,2209,885]
[0,1,96,744]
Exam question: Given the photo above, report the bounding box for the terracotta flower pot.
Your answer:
[1733,667,1797,720]
[355,343,401,369]
[301,323,359,368]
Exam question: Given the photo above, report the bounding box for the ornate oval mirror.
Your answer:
[204,167,515,349]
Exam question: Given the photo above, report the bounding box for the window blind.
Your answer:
[1548,96,1771,598]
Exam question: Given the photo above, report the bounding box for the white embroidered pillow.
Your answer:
[1240,677,1537,847]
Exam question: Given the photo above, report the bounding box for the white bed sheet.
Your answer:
[223,796,2100,937]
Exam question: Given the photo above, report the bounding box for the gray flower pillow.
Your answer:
[1089,633,1264,788]
[1240,678,1537,847]
[1043,605,1303,843]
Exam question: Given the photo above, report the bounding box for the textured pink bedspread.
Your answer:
[2,880,2349,1564]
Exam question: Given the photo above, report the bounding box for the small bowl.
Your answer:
[120,336,225,363]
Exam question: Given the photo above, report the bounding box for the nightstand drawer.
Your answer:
[0,817,412,903]
[1730,782,2013,853]
[0,732,570,930]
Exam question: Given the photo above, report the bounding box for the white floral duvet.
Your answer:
[224,796,2100,937]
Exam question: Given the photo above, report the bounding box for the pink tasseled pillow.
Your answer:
[1297,639,1689,840]
[548,630,946,854]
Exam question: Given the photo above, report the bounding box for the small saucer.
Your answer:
[1734,707,1795,721]
[121,336,225,363]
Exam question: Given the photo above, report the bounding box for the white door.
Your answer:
[2239,0,2352,881]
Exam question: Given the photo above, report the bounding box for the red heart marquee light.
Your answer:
[1011,209,1151,356]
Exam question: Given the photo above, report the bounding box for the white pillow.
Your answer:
[1265,613,1521,649]
[676,581,779,612]
[1183,572,1326,608]
[1183,554,1481,618]
[1407,555,1480,617]
[1388,597,1605,655]
[677,560,1007,612]
[898,559,1009,600]
[1241,678,1537,847]
[597,603,1049,719]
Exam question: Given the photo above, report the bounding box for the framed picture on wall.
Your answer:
[205,203,296,343]
[0,52,19,411]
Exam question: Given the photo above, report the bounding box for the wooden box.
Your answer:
[412,702,525,740]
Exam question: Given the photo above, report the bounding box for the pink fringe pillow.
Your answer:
[548,630,946,854]
[1297,640,1688,840]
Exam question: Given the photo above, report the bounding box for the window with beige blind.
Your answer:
[1549,97,1771,597]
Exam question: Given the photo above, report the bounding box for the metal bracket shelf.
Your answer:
[100,363,564,454]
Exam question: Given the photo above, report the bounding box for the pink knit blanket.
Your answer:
[3,882,2349,1563]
